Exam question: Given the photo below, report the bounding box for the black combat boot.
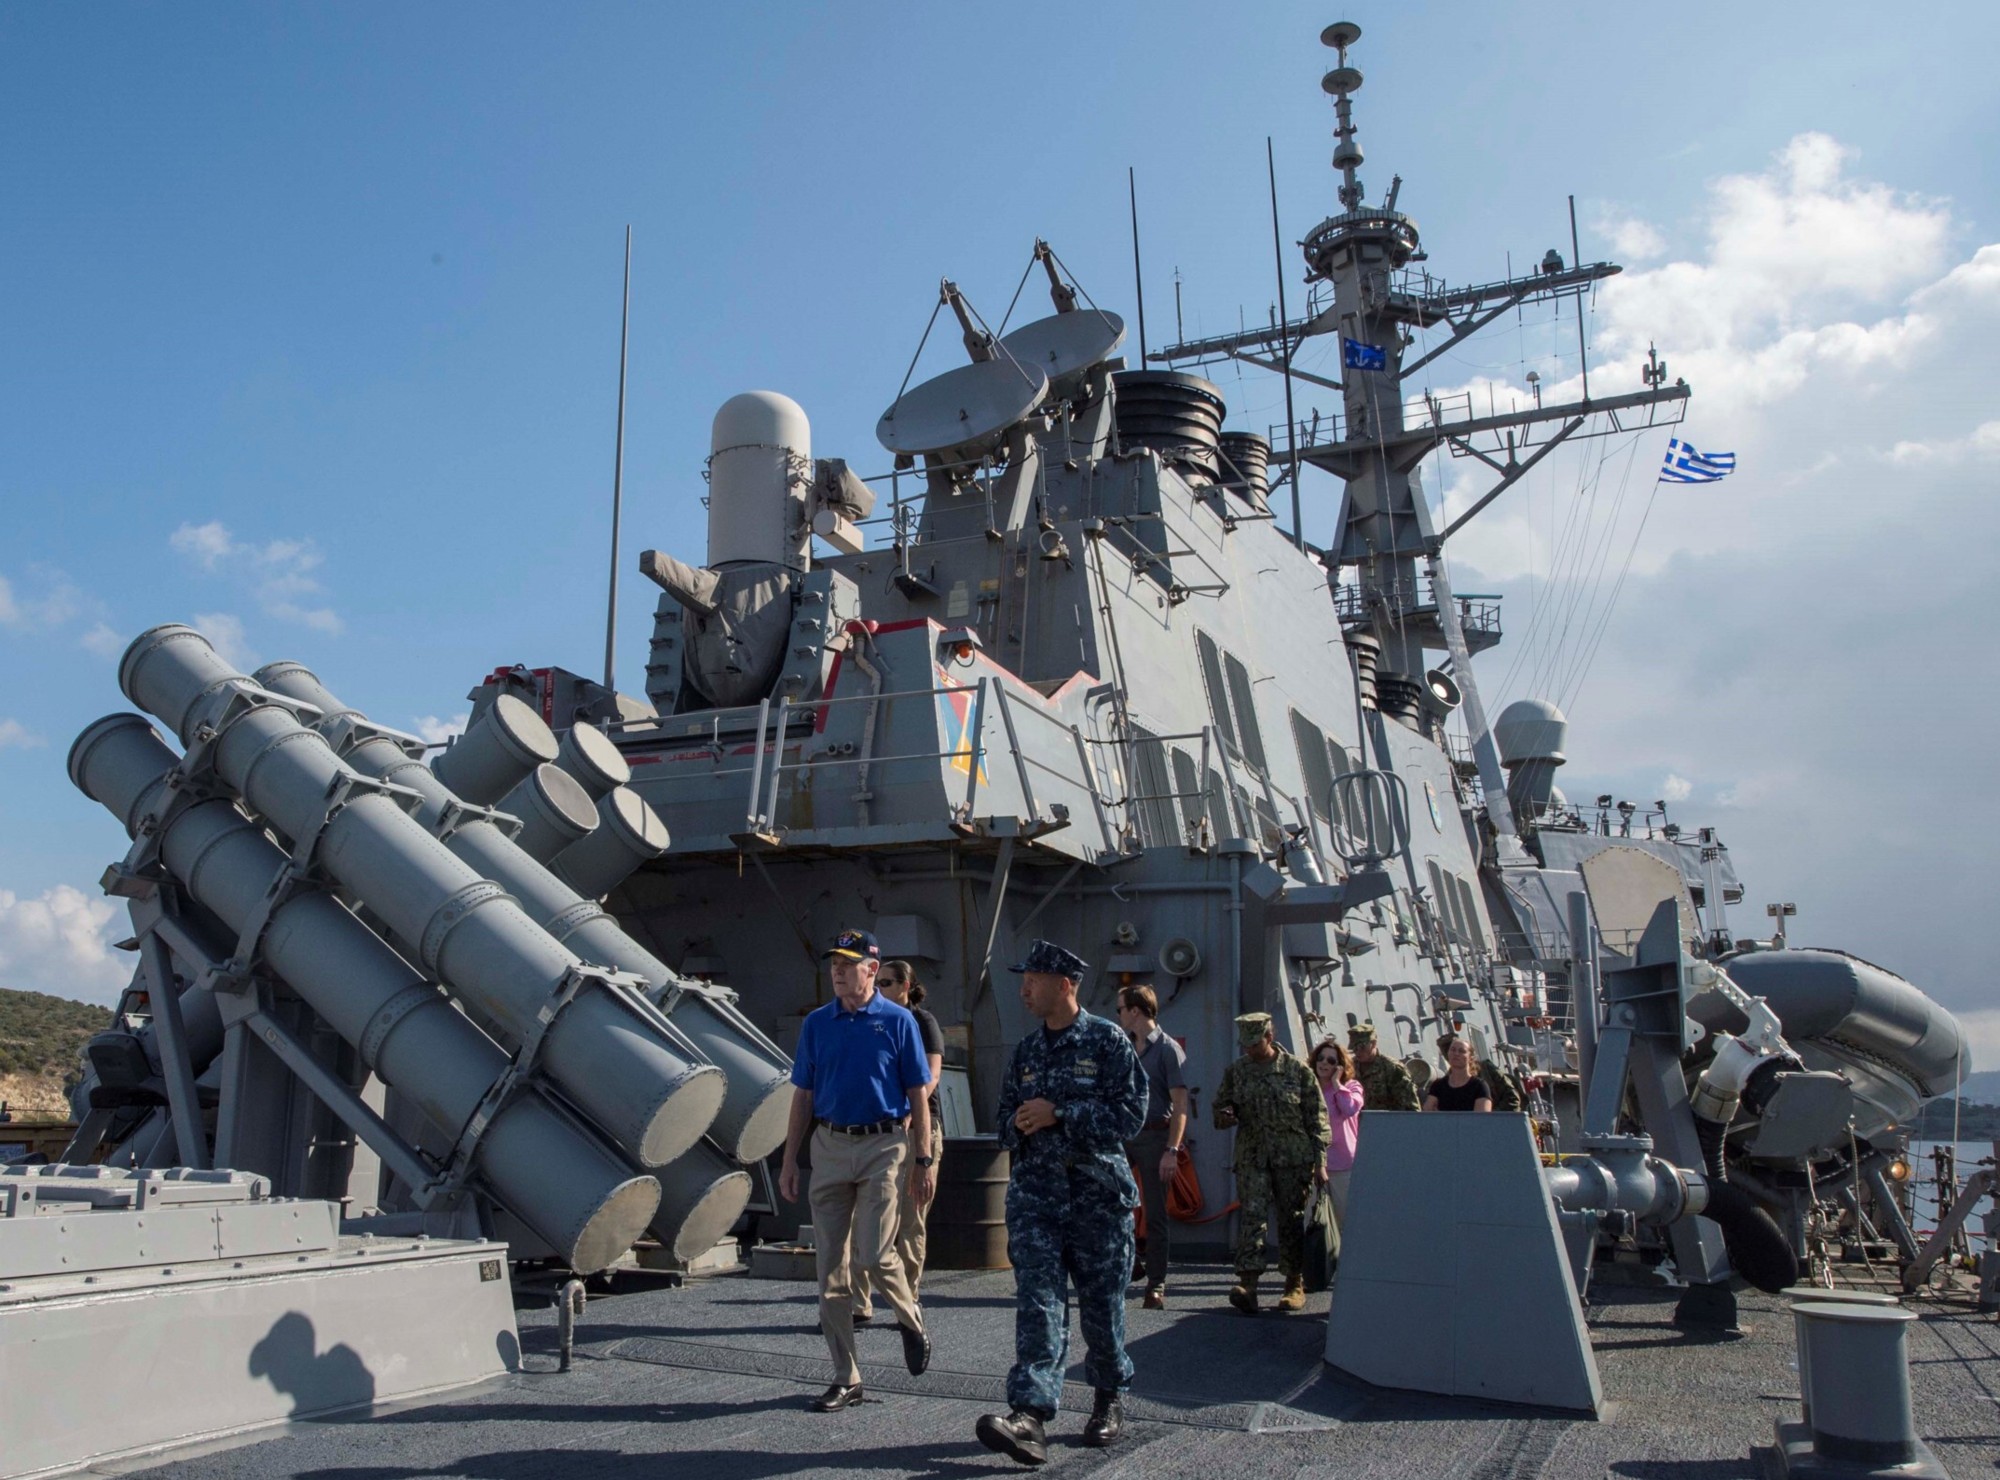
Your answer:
[1082,1389,1124,1447]
[975,1409,1048,1466]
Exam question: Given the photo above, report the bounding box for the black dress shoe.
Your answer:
[1082,1389,1124,1447]
[809,1382,864,1413]
[899,1319,931,1375]
[852,1310,874,1327]
[975,1409,1047,1466]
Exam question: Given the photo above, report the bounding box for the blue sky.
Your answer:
[4,3,1997,1051]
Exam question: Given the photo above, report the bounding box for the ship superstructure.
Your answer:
[474,20,1964,1291]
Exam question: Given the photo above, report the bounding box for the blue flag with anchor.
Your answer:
[1341,336,1387,372]
[1659,438,1736,484]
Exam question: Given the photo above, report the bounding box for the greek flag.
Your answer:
[1341,336,1387,372]
[1660,438,1736,484]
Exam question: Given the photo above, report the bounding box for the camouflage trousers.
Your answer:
[1233,1159,1317,1279]
[1005,1197,1136,1418]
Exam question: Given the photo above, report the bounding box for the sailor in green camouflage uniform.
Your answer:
[1349,1022,1419,1111]
[1213,1013,1329,1314]
[1480,1057,1523,1112]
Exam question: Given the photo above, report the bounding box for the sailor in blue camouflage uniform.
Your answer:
[975,940,1148,1467]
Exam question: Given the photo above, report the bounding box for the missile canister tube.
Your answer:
[67,713,658,1272]
[497,763,600,863]
[549,786,669,900]
[251,659,794,1163]
[555,722,631,801]
[119,625,720,1168]
[649,1141,753,1262]
[432,693,558,804]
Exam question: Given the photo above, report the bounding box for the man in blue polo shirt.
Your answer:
[779,927,936,1412]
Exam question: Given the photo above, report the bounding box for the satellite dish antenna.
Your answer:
[1321,66,1363,96]
[998,309,1125,402]
[1321,20,1362,48]
[876,358,1049,463]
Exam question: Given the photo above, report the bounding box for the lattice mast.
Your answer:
[1155,21,1690,848]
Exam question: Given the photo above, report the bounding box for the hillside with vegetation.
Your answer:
[0,987,111,1118]
[1914,1094,2000,1144]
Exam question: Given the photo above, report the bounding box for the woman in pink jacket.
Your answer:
[1311,1038,1365,1228]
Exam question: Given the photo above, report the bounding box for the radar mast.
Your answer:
[1153,21,1693,857]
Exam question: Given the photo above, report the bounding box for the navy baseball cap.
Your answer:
[822,927,881,962]
[1009,939,1089,979]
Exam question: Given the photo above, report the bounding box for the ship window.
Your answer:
[1444,868,1473,943]
[1200,768,1232,840]
[1291,712,1336,821]
[1252,792,1284,852]
[1231,780,1257,842]
[1327,742,1353,837]
[1194,632,1237,753]
[1426,860,1454,942]
[1128,727,1179,849]
[1169,746,1208,846]
[1452,872,1482,943]
[1223,653,1267,772]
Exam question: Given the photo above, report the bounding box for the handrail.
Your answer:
[991,685,1041,824]
[742,697,771,834]
[959,677,989,821]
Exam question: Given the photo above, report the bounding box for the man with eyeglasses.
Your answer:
[779,929,935,1413]
[1116,981,1187,1309]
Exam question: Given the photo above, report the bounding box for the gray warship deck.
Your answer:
[113,1266,1996,1479]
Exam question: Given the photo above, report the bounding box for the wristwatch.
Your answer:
[914,1155,935,1168]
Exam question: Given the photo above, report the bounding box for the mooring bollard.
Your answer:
[1787,1294,1901,1428]
[1778,1300,1944,1479]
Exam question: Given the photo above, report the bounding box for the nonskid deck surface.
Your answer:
[117,1266,1999,1480]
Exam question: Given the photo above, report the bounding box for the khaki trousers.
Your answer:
[809,1125,922,1384]
[854,1118,942,1315]
[1327,1168,1352,1229]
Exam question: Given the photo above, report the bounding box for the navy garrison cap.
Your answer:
[1009,939,1088,980]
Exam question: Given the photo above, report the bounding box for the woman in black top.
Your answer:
[1423,1036,1493,1113]
[853,960,946,1320]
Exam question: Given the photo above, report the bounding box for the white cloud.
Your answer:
[1660,773,1692,803]
[1422,131,2000,1032]
[0,568,86,632]
[0,720,43,749]
[414,713,470,746]
[80,622,123,658]
[0,885,130,1006]
[1953,1009,2000,1082]
[169,520,235,571]
[1601,217,1666,263]
[192,611,256,669]
[170,520,343,636]
[1887,419,2000,465]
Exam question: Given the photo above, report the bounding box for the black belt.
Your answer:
[816,1117,907,1137]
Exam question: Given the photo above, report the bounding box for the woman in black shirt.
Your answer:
[853,960,946,1321]
[1423,1036,1493,1113]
